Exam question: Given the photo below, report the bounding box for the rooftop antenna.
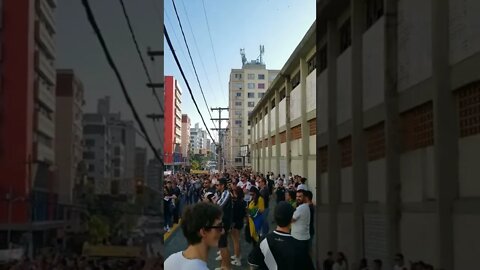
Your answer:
[258,45,265,64]
[240,48,247,66]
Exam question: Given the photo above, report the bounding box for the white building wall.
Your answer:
[363,17,385,110]
[340,167,353,203]
[400,147,436,202]
[400,213,438,265]
[318,71,328,134]
[368,159,386,203]
[306,72,316,113]
[454,214,480,270]
[279,99,286,127]
[458,134,480,197]
[397,0,433,91]
[290,85,302,121]
[336,48,352,124]
[449,0,480,65]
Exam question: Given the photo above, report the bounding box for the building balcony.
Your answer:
[35,20,55,59]
[35,79,56,112]
[36,0,56,33]
[37,113,55,139]
[35,51,56,85]
[37,141,55,163]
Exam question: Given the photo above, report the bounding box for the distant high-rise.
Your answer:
[228,56,280,168]
[181,114,191,161]
[164,76,182,170]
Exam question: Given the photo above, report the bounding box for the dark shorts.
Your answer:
[218,224,231,248]
[232,219,244,230]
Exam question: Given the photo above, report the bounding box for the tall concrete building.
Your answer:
[0,0,61,252]
[312,1,480,269]
[135,147,147,181]
[55,69,84,205]
[190,123,208,155]
[83,113,112,195]
[83,97,136,196]
[228,52,280,168]
[164,76,182,170]
[146,158,162,191]
[181,114,191,161]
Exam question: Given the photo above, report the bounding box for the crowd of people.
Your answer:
[1,255,150,270]
[164,169,316,270]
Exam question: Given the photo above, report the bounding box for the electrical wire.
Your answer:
[164,24,217,145]
[118,0,164,115]
[201,0,229,105]
[81,0,163,166]
[171,0,217,130]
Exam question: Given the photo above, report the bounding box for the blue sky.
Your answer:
[164,0,316,141]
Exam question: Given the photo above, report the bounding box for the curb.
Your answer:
[163,220,181,242]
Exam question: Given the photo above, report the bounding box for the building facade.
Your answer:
[190,123,208,155]
[0,0,61,253]
[181,114,191,162]
[228,58,280,168]
[135,147,147,181]
[314,0,480,269]
[55,69,84,205]
[164,76,182,169]
[250,23,316,192]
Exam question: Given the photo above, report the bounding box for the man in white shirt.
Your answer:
[291,189,310,252]
[297,177,308,191]
[237,175,252,202]
[164,203,223,270]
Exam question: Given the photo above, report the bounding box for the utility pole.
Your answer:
[211,107,229,172]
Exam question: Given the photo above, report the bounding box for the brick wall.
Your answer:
[271,135,276,145]
[457,81,480,138]
[308,118,317,136]
[319,146,328,173]
[400,102,434,152]
[366,122,385,161]
[279,131,287,143]
[291,124,302,140]
[339,136,352,168]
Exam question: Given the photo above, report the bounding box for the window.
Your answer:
[233,82,243,89]
[114,146,121,155]
[291,72,300,88]
[258,83,265,89]
[366,0,384,28]
[339,18,351,53]
[258,74,265,80]
[248,102,255,107]
[258,92,265,98]
[235,157,243,163]
[114,169,120,178]
[319,45,327,72]
[248,129,251,135]
[88,164,95,172]
[234,73,242,79]
[248,111,253,117]
[248,83,255,89]
[235,120,242,126]
[280,89,286,101]
[248,92,255,98]
[307,54,317,74]
[236,92,241,97]
[235,110,242,116]
[83,151,95,159]
[271,99,276,108]
[248,74,255,80]
[248,120,251,126]
[235,101,242,106]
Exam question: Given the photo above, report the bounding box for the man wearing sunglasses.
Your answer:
[164,202,223,270]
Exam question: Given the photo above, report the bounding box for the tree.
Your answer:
[88,215,110,244]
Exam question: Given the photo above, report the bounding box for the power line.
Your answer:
[171,0,217,130]
[164,25,217,145]
[118,0,164,114]
[81,0,163,165]
[179,0,217,111]
[200,0,228,105]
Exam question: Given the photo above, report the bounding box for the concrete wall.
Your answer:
[458,134,480,197]
[400,147,435,202]
[454,214,480,270]
[449,0,480,65]
[368,159,386,203]
[270,107,276,133]
[340,167,353,203]
[320,172,329,204]
[336,48,352,124]
[337,212,355,263]
[397,0,432,91]
[318,71,328,134]
[400,213,438,264]
[290,85,302,121]
[363,17,385,110]
[308,159,317,201]
[279,99,286,127]
[306,72,316,113]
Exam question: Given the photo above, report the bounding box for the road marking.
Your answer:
[164,220,181,242]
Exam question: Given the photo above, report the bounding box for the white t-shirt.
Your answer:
[291,203,310,241]
[297,184,308,191]
[164,251,209,270]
